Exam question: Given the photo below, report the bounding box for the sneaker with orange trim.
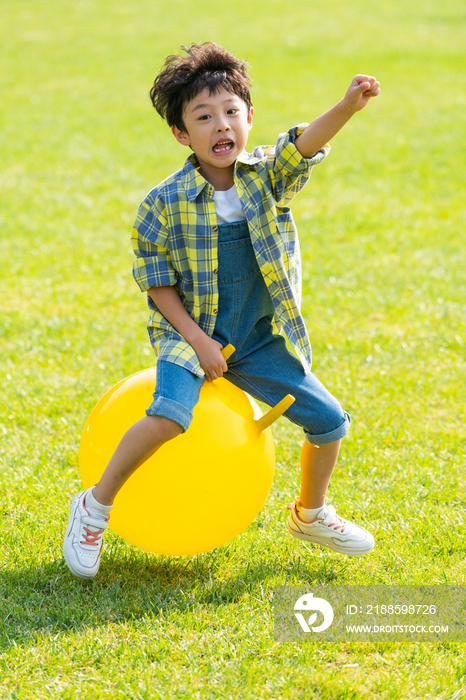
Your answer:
[287,497,374,556]
[63,488,109,578]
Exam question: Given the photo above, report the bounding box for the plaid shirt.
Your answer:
[132,125,330,378]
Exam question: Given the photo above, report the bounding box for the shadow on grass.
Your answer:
[0,538,352,648]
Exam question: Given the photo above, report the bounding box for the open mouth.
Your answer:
[212,140,235,155]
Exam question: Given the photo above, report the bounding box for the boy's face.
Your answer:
[172,87,253,186]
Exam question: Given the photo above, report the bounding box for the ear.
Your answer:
[171,125,191,147]
[247,106,254,131]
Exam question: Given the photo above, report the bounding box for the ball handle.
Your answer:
[254,394,296,432]
[221,344,236,361]
[219,344,295,431]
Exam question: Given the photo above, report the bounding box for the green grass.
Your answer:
[1,0,466,697]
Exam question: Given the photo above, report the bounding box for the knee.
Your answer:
[301,395,341,431]
[161,416,184,439]
[303,404,350,446]
[322,398,347,432]
[145,396,194,435]
[146,414,184,441]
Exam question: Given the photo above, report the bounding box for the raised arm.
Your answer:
[295,75,381,158]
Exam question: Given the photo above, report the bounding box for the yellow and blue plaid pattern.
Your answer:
[132,125,330,377]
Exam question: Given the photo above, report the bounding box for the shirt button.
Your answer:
[213,226,218,232]
[213,268,218,274]
[213,309,218,314]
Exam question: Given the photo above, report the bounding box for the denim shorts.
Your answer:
[146,220,350,446]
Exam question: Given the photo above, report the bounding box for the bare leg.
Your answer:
[92,415,182,506]
[299,438,341,510]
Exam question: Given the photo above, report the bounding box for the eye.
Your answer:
[198,114,211,121]
[227,108,238,115]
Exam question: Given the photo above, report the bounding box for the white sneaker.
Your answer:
[287,497,374,556]
[63,489,110,578]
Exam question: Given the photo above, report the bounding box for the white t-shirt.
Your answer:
[213,185,246,224]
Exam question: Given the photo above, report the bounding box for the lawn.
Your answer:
[1,0,466,697]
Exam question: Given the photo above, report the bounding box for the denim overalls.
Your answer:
[147,221,350,445]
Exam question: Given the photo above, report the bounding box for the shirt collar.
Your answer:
[182,154,211,202]
[182,149,261,202]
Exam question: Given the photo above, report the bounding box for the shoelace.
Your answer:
[80,526,105,546]
[287,500,347,533]
[80,496,109,546]
[321,507,347,533]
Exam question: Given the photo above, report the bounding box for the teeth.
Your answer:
[213,141,233,153]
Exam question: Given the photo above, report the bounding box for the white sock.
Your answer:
[85,487,113,519]
[297,503,327,522]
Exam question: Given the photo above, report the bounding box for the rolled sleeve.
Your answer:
[269,124,330,206]
[131,194,177,292]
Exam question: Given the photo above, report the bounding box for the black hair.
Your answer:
[150,42,252,131]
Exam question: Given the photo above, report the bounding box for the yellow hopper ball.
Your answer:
[79,345,295,556]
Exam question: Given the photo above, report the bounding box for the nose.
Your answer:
[216,119,230,133]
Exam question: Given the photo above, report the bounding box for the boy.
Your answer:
[64,42,380,579]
